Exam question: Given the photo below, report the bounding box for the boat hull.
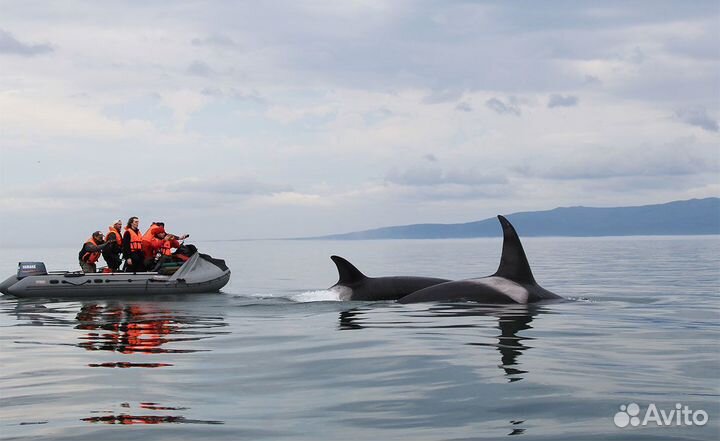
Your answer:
[1,253,231,298]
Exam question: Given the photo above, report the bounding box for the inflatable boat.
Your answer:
[0,252,231,298]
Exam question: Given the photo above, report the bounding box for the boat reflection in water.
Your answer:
[73,301,229,425]
[75,301,228,365]
[83,402,224,425]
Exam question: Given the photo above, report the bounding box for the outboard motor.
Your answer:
[17,262,48,279]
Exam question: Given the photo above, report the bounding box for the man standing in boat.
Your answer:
[79,231,111,273]
[103,219,123,272]
[122,217,145,272]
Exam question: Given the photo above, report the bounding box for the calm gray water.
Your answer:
[1,236,719,440]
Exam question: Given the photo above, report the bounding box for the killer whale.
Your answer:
[398,215,563,304]
[329,255,449,301]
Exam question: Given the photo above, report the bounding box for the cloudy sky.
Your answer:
[1,1,718,245]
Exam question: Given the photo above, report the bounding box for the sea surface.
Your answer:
[1,236,718,441]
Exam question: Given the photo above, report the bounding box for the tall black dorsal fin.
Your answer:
[493,215,536,284]
[331,255,368,284]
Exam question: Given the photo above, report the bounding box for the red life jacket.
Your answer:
[107,226,122,246]
[125,227,143,252]
[80,237,101,263]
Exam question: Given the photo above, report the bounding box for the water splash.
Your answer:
[290,290,340,302]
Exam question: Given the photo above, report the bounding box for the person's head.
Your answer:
[112,219,122,230]
[126,217,139,229]
[156,231,167,240]
[92,231,104,241]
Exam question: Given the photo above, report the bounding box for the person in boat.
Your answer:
[79,231,112,273]
[122,217,145,272]
[150,233,185,271]
[141,222,166,269]
[142,221,188,270]
[102,219,123,272]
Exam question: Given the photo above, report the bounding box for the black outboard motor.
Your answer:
[17,262,48,279]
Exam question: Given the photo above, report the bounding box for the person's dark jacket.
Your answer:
[104,231,122,256]
[123,227,145,271]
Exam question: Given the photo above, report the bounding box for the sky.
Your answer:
[0,0,718,246]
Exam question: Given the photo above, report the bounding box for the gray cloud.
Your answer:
[1,2,718,242]
[485,97,521,116]
[386,165,507,187]
[515,139,719,180]
[363,107,393,125]
[423,154,438,162]
[200,87,266,105]
[164,176,291,195]
[548,94,579,108]
[187,60,214,76]
[422,88,464,104]
[675,106,718,132]
[0,29,52,56]
[455,102,473,112]
[191,34,238,48]
[584,75,602,86]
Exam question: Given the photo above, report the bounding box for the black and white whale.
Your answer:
[329,255,449,301]
[399,215,563,304]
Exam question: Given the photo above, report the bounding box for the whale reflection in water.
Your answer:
[339,304,537,382]
[338,304,541,436]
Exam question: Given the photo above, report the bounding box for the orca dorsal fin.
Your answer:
[493,215,536,284]
[331,255,368,285]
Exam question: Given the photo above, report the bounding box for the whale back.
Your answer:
[331,255,368,285]
[493,215,536,284]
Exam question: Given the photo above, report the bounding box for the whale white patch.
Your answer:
[329,285,352,301]
[469,277,529,303]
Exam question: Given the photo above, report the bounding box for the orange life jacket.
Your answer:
[143,224,165,242]
[142,224,166,259]
[125,227,143,252]
[159,240,173,257]
[107,226,122,246]
[80,237,101,263]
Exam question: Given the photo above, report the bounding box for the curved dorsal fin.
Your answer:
[493,215,536,284]
[331,255,368,285]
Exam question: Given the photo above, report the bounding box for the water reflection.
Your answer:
[83,402,223,425]
[77,304,184,356]
[340,304,538,382]
[7,299,229,366]
[339,303,542,437]
[74,302,229,361]
[5,298,231,427]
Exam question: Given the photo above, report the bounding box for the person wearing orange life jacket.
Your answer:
[150,234,184,271]
[141,222,166,268]
[79,231,111,273]
[122,217,145,272]
[141,221,188,270]
[102,219,123,272]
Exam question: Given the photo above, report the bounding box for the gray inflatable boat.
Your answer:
[0,253,231,298]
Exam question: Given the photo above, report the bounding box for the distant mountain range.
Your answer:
[306,198,720,239]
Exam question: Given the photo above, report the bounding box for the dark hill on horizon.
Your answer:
[305,198,720,240]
